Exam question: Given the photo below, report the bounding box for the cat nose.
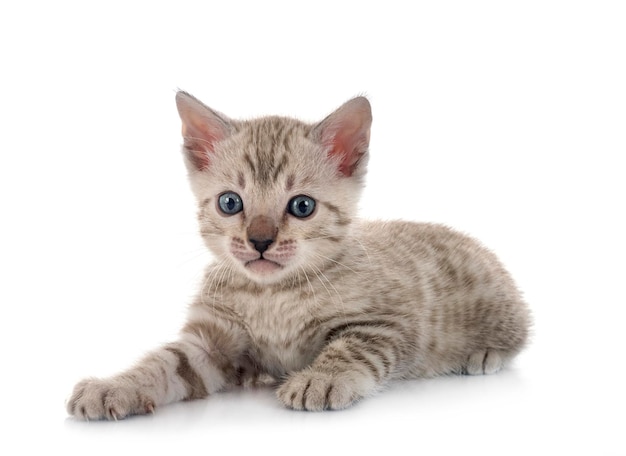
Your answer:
[247,215,277,255]
[249,238,274,254]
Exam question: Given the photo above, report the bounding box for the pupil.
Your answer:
[227,198,235,210]
[287,195,315,218]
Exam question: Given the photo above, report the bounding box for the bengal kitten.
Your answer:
[67,92,530,419]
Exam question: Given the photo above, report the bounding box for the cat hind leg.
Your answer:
[465,349,505,375]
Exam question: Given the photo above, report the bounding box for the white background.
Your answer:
[1,1,625,455]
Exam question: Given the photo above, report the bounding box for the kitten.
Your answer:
[67,92,530,419]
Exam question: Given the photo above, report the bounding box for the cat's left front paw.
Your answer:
[277,369,361,411]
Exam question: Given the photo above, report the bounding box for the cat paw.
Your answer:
[67,378,155,421]
[277,369,362,411]
[465,349,505,375]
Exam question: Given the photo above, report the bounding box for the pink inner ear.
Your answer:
[181,122,222,170]
[318,97,372,177]
[176,92,231,171]
[328,123,371,176]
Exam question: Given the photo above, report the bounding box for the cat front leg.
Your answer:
[277,325,401,411]
[67,331,237,420]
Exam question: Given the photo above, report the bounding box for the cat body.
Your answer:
[67,93,530,419]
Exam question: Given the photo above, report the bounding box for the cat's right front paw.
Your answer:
[277,369,362,411]
[67,378,155,421]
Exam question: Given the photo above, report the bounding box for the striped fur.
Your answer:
[67,93,530,419]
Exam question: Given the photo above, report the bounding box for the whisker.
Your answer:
[308,263,348,321]
[299,266,322,322]
[310,252,361,275]
[200,258,228,310]
[299,266,317,302]
[212,259,232,307]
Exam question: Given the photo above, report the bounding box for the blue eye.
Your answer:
[218,192,243,215]
[288,195,316,218]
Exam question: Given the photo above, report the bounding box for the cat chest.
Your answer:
[237,294,326,374]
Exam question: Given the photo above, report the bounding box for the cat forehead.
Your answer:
[237,116,313,146]
[215,116,327,188]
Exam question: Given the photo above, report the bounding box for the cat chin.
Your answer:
[245,259,283,276]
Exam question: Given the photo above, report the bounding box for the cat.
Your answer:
[67,92,530,419]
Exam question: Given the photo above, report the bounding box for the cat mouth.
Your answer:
[245,259,283,275]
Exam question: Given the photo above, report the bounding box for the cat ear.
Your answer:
[314,96,372,177]
[175,91,233,170]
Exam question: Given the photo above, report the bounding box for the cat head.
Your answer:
[176,91,372,285]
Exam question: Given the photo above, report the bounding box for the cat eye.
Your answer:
[287,195,316,218]
[218,192,243,215]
